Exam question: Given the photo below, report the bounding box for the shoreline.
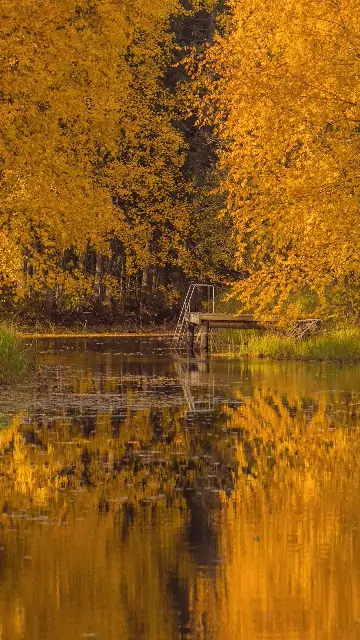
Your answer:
[11,322,174,340]
[20,331,173,339]
[211,327,360,364]
[212,352,360,364]
[6,324,360,364]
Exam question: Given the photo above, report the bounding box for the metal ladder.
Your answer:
[172,284,214,348]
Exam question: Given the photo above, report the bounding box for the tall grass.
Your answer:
[213,328,360,361]
[0,327,31,384]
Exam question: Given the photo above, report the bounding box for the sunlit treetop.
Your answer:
[196,0,360,320]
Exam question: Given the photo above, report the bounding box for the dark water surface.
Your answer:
[1,337,360,639]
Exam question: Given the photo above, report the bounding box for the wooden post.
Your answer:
[187,322,195,352]
[198,356,210,374]
[200,321,210,353]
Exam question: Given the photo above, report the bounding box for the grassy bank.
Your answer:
[213,327,360,362]
[0,327,31,384]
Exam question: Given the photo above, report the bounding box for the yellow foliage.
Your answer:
[197,0,360,320]
[0,0,192,302]
[0,230,21,287]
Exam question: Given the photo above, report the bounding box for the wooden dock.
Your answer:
[172,284,265,352]
[173,285,321,353]
[185,313,265,352]
[187,312,264,329]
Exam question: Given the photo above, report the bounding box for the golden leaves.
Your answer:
[198,0,360,320]
[0,0,192,304]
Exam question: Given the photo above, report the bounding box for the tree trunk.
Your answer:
[94,252,105,307]
[45,288,55,317]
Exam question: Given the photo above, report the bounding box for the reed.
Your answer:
[213,327,360,362]
[0,327,31,383]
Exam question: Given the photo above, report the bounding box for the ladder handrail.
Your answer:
[172,284,215,347]
[172,284,195,343]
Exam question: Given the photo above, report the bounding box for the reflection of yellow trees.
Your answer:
[0,415,66,505]
[1,366,360,638]
[187,380,360,639]
[0,403,214,639]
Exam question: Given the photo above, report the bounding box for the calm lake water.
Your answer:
[1,337,360,639]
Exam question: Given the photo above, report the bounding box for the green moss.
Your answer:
[0,327,31,384]
[213,328,360,362]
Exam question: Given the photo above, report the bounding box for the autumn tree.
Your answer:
[197,0,360,321]
[0,0,195,319]
[171,0,236,285]
[0,0,242,321]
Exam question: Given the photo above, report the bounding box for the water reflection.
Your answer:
[0,338,359,638]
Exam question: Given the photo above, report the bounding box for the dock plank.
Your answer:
[188,312,260,325]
